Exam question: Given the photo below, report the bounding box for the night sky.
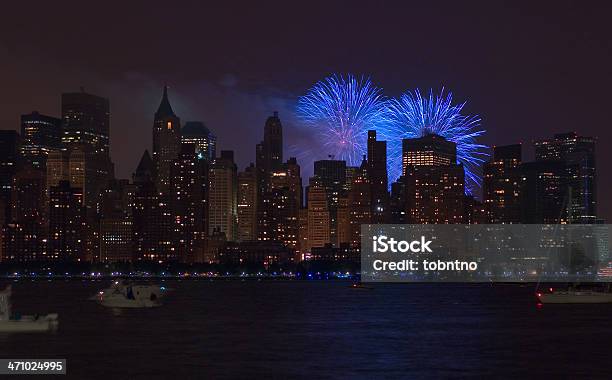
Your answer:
[1,1,611,219]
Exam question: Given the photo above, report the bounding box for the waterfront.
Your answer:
[1,280,611,379]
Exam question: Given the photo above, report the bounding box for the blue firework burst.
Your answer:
[386,89,488,193]
[296,74,388,167]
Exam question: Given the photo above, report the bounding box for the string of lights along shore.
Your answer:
[0,74,600,266]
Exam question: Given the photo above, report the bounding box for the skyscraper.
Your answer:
[237,164,258,241]
[20,111,62,169]
[209,151,238,241]
[152,86,181,193]
[0,131,20,223]
[403,134,465,224]
[3,165,47,261]
[132,150,175,261]
[62,90,114,210]
[264,158,302,249]
[306,178,330,252]
[99,179,135,263]
[48,180,84,260]
[483,144,522,223]
[181,121,216,161]
[348,157,371,248]
[534,132,596,223]
[261,111,283,173]
[255,112,284,238]
[171,143,209,262]
[313,158,346,246]
[519,161,567,224]
[367,130,389,223]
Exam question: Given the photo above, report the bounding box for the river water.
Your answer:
[1,280,611,379]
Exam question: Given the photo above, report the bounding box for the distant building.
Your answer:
[310,243,358,263]
[20,111,62,169]
[209,151,237,241]
[218,240,292,267]
[483,144,522,223]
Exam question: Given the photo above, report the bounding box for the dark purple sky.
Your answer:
[1,1,611,219]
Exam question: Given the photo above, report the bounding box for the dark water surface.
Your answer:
[1,280,611,379]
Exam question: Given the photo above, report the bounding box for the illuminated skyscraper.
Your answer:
[403,134,465,224]
[99,179,135,263]
[132,150,175,261]
[483,144,522,223]
[255,112,284,238]
[20,111,62,169]
[3,165,47,261]
[402,133,456,173]
[348,157,371,248]
[313,159,346,246]
[306,178,330,252]
[152,86,181,193]
[171,143,209,262]
[0,131,20,223]
[62,90,114,210]
[48,180,84,260]
[181,121,216,161]
[263,158,302,249]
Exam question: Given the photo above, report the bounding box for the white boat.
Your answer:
[537,288,612,304]
[94,281,168,308]
[0,286,59,333]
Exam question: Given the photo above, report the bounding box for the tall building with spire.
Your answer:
[152,86,181,193]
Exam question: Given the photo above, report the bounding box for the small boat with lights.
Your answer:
[537,285,612,304]
[350,282,374,290]
[0,286,59,333]
[94,280,168,308]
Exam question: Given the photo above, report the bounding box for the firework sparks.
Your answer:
[296,74,388,166]
[386,89,488,193]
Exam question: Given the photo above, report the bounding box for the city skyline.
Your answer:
[0,83,600,265]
